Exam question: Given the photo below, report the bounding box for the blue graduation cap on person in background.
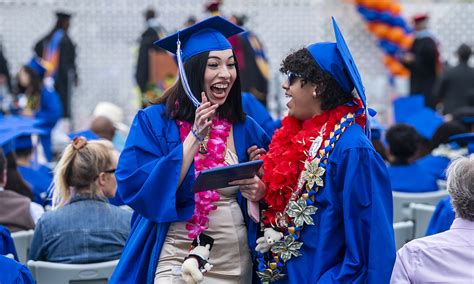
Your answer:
[0,116,46,155]
[306,18,369,136]
[463,116,474,124]
[393,96,443,140]
[14,135,33,152]
[26,57,47,80]
[449,133,474,154]
[68,129,100,141]
[393,95,425,123]
[154,16,244,107]
[369,116,385,141]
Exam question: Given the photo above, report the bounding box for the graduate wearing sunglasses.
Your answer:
[249,18,395,283]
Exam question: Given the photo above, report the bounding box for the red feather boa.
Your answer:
[261,100,365,226]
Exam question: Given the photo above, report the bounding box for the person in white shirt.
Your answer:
[391,155,474,283]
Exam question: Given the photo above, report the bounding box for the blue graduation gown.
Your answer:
[110,104,270,283]
[0,225,18,260]
[0,255,35,284]
[416,154,450,180]
[276,124,395,283]
[242,92,281,138]
[425,196,455,236]
[35,87,63,161]
[18,164,52,206]
[388,163,438,192]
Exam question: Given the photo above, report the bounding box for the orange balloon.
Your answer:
[390,3,402,15]
[390,63,404,75]
[367,23,377,33]
[361,0,377,9]
[400,36,414,49]
[374,0,391,11]
[372,23,390,39]
[400,68,410,77]
[383,55,396,66]
[387,27,405,44]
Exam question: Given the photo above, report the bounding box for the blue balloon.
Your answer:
[380,12,393,24]
[379,40,400,55]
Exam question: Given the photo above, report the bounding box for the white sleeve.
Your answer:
[30,202,45,224]
[390,248,413,283]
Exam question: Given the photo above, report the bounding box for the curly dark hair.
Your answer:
[280,48,354,111]
[386,123,420,164]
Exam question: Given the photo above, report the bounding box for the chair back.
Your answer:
[27,259,119,284]
[11,230,34,264]
[410,203,436,238]
[393,190,448,222]
[393,221,414,250]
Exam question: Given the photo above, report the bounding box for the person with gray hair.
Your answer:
[391,155,474,283]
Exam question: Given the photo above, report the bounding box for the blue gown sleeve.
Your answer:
[35,88,63,129]
[116,109,195,223]
[0,255,35,284]
[0,225,18,261]
[241,92,280,138]
[319,148,396,283]
[425,196,455,236]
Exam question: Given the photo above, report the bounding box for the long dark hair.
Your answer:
[155,51,245,123]
[15,66,42,109]
[5,152,33,200]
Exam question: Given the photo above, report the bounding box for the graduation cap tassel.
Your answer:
[176,38,201,108]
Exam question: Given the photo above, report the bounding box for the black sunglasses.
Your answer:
[94,168,116,180]
[103,169,116,174]
[287,72,302,86]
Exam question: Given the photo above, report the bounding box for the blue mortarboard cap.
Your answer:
[26,57,47,80]
[369,117,385,141]
[397,108,443,140]
[14,135,33,151]
[154,16,243,62]
[463,116,474,124]
[306,18,366,110]
[0,116,46,155]
[393,95,425,123]
[393,95,443,140]
[68,129,99,141]
[449,133,474,154]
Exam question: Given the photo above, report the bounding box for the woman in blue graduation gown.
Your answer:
[253,18,395,283]
[15,134,53,206]
[14,58,63,161]
[111,17,270,284]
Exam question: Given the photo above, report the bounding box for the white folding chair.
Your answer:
[119,205,133,212]
[393,221,414,251]
[410,203,436,238]
[27,259,119,284]
[437,179,447,191]
[11,230,34,264]
[392,190,448,222]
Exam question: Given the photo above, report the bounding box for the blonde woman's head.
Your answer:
[53,137,118,209]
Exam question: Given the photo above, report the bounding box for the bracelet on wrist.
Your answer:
[191,127,204,143]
